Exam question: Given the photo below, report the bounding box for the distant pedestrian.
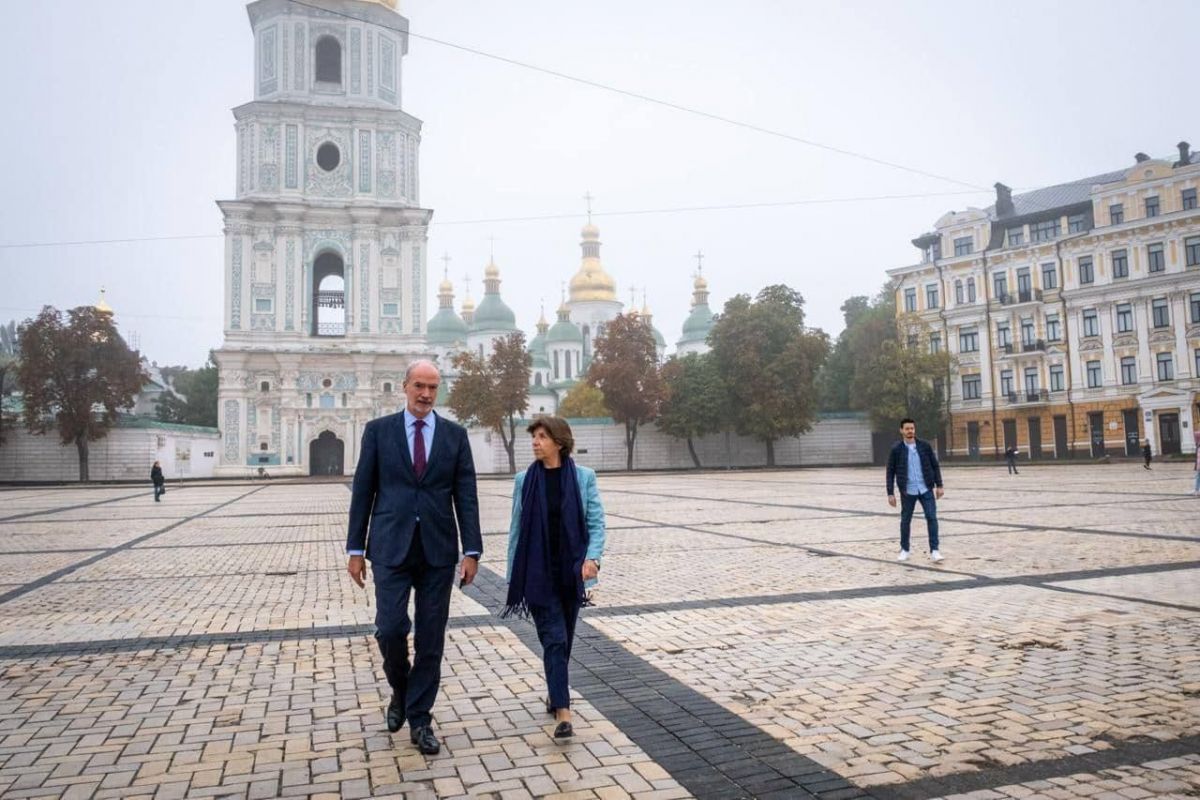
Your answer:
[1004,445,1020,475]
[150,461,165,502]
[886,418,944,563]
[1142,441,1152,470]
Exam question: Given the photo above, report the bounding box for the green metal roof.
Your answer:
[470,293,518,331]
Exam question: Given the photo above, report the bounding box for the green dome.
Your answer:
[427,307,468,345]
[529,330,547,356]
[470,294,517,331]
[651,324,666,348]
[547,317,584,344]
[678,303,714,343]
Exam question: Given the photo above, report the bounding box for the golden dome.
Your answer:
[438,277,453,293]
[484,260,500,280]
[694,274,708,291]
[461,296,475,312]
[569,223,618,303]
[95,287,113,315]
[363,0,400,9]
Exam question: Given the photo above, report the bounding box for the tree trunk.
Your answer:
[625,421,637,471]
[75,435,89,482]
[686,436,701,468]
[765,438,775,467]
[500,418,516,474]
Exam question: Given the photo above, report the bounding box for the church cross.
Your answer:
[440,252,452,279]
[583,191,595,224]
[694,250,705,275]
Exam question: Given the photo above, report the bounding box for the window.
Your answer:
[1020,318,1035,345]
[1110,204,1124,225]
[320,394,335,409]
[1184,188,1198,210]
[305,393,312,408]
[254,298,272,313]
[967,278,977,302]
[1024,368,1039,395]
[996,323,1011,347]
[1008,227,1024,246]
[1120,357,1137,385]
[1145,196,1159,218]
[925,241,942,261]
[1112,250,1128,279]
[1050,364,1064,392]
[1000,370,1014,396]
[383,382,393,393]
[907,334,919,350]
[904,288,917,312]
[1068,213,1086,233]
[954,236,973,256]
[1041,262,1057,290]
[929,334,942,354]
[959,328,979,352]
[1046,314,1061,341]
[1017,267,1032,295]
[1030,219,1060,242]
[933,378,944,399]
[1079,256,1094,284]
[260,442,269,452]
[1086,360,1102,388]
[926,284,939,309]
[955,280,964,304]
[315,35,342,83]
[1191,291,1200,324]
[1082,309,1099,337]
[994,273,1008,300]
[382,302,398,316]
[1116,303,1133,333]
[1147,243,1165,273]
[1186,236,1200,267]
[962,374,981,400]
[1156,352,1174,381]
[1195,349,1200,379]
[1152,297,1170,328]
[316,142,340,171]
[260,381,270,392]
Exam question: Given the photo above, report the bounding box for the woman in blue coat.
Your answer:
[504,416,606,739]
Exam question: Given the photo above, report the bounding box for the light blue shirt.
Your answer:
[905,442,928,495]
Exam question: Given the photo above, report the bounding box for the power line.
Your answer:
[0,189,991,250]
[284,0,989,191]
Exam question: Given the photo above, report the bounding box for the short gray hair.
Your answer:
[404,359,440,384]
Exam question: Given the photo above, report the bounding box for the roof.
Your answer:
[426,307,468,344]
[470,294,517,331]
[117,415,220,436]
[987,169,1127,219]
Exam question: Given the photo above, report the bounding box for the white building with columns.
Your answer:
[214,0,431,477]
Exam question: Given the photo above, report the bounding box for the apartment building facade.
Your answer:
[888,142,1200,460]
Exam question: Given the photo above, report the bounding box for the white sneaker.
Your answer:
[930,550,944,563]
[897,550,910,562]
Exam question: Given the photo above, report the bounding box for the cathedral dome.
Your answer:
[569,223,618,303]
[547,304,584,343]
[426,308,468,345]
[471,295,517,330]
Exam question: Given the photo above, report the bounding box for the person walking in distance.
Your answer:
[886,418,945,563]
[1142,440,1153,470]
[150,461,165,502]
[346,360,482,756]
[1004,444,1020,475]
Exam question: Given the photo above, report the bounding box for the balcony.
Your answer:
[1005,390,1050,405]
[1021,339,1046,353]
[994,289,1044,307]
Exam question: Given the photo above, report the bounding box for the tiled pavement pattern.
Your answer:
[0,464,1194,798]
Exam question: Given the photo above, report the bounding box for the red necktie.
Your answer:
[413,418,427,479]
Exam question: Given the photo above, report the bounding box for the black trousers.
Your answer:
[373,524,456,729]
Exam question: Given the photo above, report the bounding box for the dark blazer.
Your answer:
[150,466,164,486]
[347,411,482,567]
[886,438,943,496]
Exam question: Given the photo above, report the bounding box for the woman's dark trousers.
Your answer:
[530,595,582,711]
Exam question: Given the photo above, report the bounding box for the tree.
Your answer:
[558,383,608,418]
[818,285,897,412]
[0,320,17,447]
[156,353,219,427]
[447,332,531,473]
[587,312,665,470]
[17,306,147,481]
[656,352,727,468]
[709,285,830,466]
[854,315,952,441]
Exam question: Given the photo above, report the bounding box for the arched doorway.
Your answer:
[309,431,344,476]
[312,251,346,336]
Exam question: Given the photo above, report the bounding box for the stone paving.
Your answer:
[0,462,1196,799]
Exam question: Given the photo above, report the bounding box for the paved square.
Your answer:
[0,463,1196,799]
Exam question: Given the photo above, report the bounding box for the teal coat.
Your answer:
[507,464,606,588]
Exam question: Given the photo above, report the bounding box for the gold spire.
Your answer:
[568,219,617,303]
[95,287,113,315]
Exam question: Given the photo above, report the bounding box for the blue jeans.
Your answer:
[153,484,164,501]
[900,490,939,552]
[530,595,581,712]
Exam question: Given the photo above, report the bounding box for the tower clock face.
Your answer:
[316,143,341,172]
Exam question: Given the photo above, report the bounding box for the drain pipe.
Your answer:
[1055,235,1084,457]
[982,250,999,460]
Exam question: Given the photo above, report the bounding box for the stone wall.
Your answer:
[0,426,221,483]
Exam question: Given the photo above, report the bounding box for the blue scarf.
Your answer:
[503,458,588,619]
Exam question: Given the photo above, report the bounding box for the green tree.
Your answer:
[558,382,608,418]
[0,320,17,447]
[854,315,952,440]
[447,332,532,473]
[17,306,147,481]
[155,353,219,427]
[656,352,727,468]
[709,285,830,466]
[818,284,898,412]
[587,312,665,470]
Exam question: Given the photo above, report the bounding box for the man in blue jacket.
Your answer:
[885,418,945,563]
[346,360,482,755]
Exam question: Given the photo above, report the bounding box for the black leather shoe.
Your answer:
[553,720,574,739]
[386,696,404,733]
[410,724,440,755]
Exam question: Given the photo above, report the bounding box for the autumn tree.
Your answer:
[447,331,531,473]
[586,312,665,470]
[156,352,219,427]
[656,352,728,468]
[0,321,17,447]
[17,306,147,481]
[558,382,608,418]
[709,285,830,466]
[854,315,952,442]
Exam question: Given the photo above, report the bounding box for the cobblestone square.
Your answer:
[0,463,1196,799]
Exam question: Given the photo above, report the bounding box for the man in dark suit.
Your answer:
[885,418,945,563]
[347,359,482,755]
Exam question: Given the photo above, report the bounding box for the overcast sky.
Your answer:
[4,0,1199,367]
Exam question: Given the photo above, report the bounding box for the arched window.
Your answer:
[383,382,393,393]
[315,36,342,84]
[312,251,345,336]
[553,350,560,380]
[260,381,270,392]
[534,373,542,387]
[565,351,572,380]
